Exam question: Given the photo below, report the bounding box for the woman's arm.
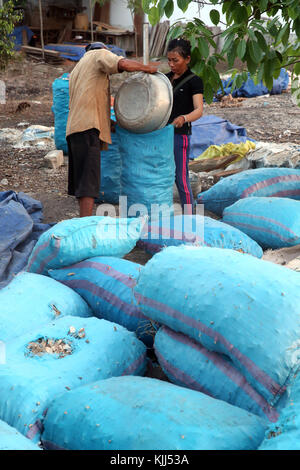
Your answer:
[172,94,203,128]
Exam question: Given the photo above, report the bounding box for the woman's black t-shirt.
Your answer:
[166,69,204,135]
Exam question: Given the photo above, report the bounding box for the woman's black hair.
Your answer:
[167,38,191,58]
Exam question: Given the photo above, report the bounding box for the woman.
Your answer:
[166,38,204,214]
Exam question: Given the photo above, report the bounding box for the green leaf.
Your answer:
[222,32,235,54]
[165,0,174,18]
[168,24,185,40]
[259,0,268,8]
[148,6,160,25]
[254,31,268,52]
[177,0,190,13]
[237,39,246,60]
[210,9,220,26]
[294,62,300,75]
[198,36,210,59]
[203,82,214,104]
[142,0,152,14]
[232,5,249,24]
[263,60,275,90]
[249,40,263,63]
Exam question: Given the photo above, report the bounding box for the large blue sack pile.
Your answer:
[137,214,263,258]
[189,115,254,160]
[223,197,300,249]
[0,316,146,443]
[49,256,155,347]
[116,125,175,219]
[26,216,144,275]
[0,271,92,343]
[259,373,300,450]
[134,246,300,414]
[0,191,52,289]
[197,168,300,216]
[41,376,267,450]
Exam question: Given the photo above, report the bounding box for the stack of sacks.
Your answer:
[0,271,92,343]
[138,214,263,258]
[0,420,41,450]
[259,372,300,450]
[134,245,300,422]
[49,257,156,347]
[26,216,144,276]
[0,316,146,443]
[222,197,300,250]
[41,376,267,450]
[197,168,300,216]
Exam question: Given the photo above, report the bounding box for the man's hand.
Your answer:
[118,59,158,74]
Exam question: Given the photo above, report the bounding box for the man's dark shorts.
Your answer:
[67,128,100,199]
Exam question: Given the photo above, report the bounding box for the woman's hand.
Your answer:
[172,115,186,128]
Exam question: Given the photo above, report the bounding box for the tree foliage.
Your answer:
[0,0,23,70]
[141,0,300,103]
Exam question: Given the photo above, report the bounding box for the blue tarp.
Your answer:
[190,115,255,160]
[10,26,34,51]
[217,68,289,99]
[0,191,52,289]
[45,43,126,61]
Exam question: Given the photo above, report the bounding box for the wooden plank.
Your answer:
[21,45,60,56]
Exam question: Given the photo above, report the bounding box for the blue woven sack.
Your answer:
[154,326,281,422]
[42,376,267,450]
[27,216,144,275]
[259,373,300,450]
[0,420,41,450]
[116,125,175,219]
[197,168,300,216]
[134,246,300,406]
[137,214,263,258]
[98,132,122,204]
[0,272,91,343]
[0,316,146,442]
[52,73,69,154]
[49,257,155,346]
[223,197,300,249]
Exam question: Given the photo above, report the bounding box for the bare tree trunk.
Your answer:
[38,0,45,61]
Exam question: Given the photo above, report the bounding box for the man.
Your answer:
[66,42,158,217]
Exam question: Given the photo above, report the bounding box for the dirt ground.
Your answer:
[0,54,300,264]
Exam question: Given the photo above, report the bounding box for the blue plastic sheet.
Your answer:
[45,43,126,61]
[190,115,255,160]
[218,69,289,99]
[10,26,33,51]
[0,191,52,289]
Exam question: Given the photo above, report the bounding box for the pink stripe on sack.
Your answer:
[182,135,191,207]
[142,224,204,244]
[135,292,283,398]
[162,327,279,422]
[60,260,138,288]
[26,239,50,272]
[155,349,213,397]
[241,175,300,199]
[63,278,148,320]
[225,212,299,242]
[121,351,147,376]
[270,189,300,198]
[227,220,299,244]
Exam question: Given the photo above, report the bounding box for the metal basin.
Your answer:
[114,71,173,134]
